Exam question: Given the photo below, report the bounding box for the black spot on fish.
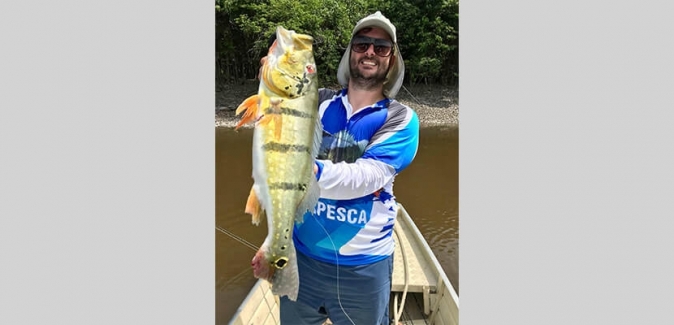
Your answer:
[262,142,310,154]
[281,245,286,250]
[262,107,312,118]
[269,182,309,192]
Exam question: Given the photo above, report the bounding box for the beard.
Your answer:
[349,54,388,91]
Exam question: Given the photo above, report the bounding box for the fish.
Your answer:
[234,26,322,301]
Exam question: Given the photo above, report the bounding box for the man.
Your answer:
[280,11,420,325]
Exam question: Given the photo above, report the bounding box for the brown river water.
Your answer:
[215,126,458,324]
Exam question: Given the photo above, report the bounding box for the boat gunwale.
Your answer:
[397,204,460,308]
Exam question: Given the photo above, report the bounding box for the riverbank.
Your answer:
[215,82,458,128]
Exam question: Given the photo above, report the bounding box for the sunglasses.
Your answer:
[351,35,393,57]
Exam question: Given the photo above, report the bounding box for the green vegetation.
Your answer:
[215,0,458,89]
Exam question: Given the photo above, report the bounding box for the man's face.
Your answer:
[349,27,393,87]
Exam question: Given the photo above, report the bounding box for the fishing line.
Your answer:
[216,267,254,291]
[314,216,357,325]
[401,85,423,105]
[216,226,259,251]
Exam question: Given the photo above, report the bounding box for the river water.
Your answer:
[215,126,458,323]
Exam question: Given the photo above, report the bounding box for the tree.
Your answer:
[215,0,459,88]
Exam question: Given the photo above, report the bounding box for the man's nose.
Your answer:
[364,43,376,56]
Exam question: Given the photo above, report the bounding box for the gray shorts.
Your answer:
[280,250,393,325]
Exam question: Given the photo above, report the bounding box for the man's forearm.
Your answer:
[315,158,396,200]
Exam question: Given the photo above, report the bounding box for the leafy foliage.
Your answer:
[216,0,458,89]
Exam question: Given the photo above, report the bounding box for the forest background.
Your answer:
[215,0,458,90]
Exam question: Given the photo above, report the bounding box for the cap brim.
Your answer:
[352,19,397,43]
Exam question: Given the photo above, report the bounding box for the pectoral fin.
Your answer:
[235,95,260,130]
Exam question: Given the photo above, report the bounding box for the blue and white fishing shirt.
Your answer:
[293,88,420,266]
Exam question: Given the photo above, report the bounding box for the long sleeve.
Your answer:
[316,158,396,200]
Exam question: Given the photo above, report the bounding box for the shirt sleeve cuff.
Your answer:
[315,160,324,181]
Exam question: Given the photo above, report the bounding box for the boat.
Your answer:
[228,203,459,325]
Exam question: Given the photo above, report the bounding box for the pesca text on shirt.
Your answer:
[313,201,368,225]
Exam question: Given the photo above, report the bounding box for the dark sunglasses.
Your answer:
[351,35,393,57]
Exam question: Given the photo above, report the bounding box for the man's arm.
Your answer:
[315,103,420,200]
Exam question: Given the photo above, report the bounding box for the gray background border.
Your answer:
[2,0,673,324]
[1,1,214,324]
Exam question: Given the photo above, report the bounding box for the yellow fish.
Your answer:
[235,26,321,301]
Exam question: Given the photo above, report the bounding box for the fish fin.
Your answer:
[295,176,320,224]
[311,114,323,158]
[256,114,273,128]
[235,94,260,130]
[244,187,263,226]
[270,240,299,301]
